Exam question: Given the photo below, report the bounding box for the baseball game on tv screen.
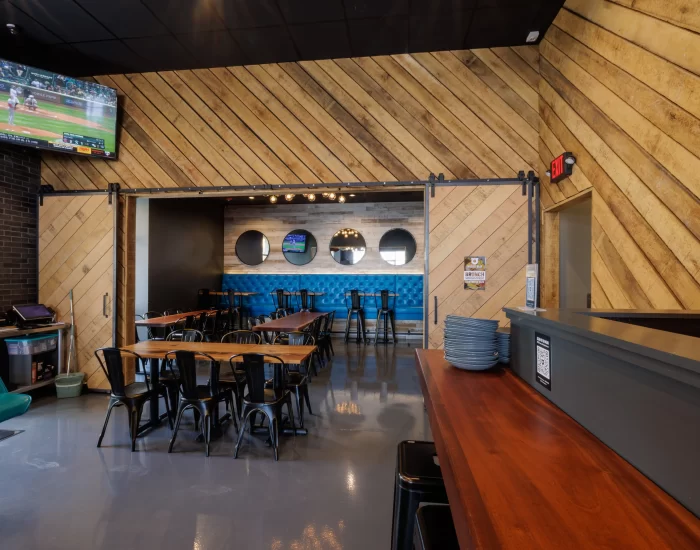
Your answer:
[0,58,118,159]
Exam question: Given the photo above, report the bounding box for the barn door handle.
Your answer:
[103,293,108,318]
[434,296,437,325]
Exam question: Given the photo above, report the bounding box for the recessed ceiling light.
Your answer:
[248,196,255,200]
[349,194,355,197]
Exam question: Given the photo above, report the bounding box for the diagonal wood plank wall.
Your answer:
[538,0,700,310]
[40,48,539,349]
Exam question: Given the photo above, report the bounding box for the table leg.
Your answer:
[137,358,167,435]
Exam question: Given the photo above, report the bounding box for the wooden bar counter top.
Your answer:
[415,349,700,549]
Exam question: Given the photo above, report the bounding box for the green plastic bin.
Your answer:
[55,373,85,399]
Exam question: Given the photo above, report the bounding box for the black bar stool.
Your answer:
[413,505,459,550]
[374,289,397,345]
[344,289,366,343]
[272,288,289,316]
[297,289,311,312]
[391,440,448,550]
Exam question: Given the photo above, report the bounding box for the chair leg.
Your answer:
[204,412,212,458]
[168,403,188,453]
[167,385,178,422]
[328,336,335,356]
[270,414,279,461]
[228,390,239,433]
[389,311,397,344]
[375,310,381,345]
[162,391,173,430]
[294,386,304,429]
[303,385,313,416]
[129,405,139,452]
[97,398,117,448]
[344,310,352,342]
[286,396,296,432]
[234,407,254,458]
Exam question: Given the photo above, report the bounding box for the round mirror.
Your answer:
[379,228,417,266]
[235,230,270,266]
[282,229,318,266]
[330,228,366,265]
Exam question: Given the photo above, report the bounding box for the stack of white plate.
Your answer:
[444,315,499,371]
[496,327,511,364]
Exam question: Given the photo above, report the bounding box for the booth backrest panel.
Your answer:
[222,274,423,321]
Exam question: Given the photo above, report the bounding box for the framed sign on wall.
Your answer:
[464,256,486,290]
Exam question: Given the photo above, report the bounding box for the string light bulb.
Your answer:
[269,195,278,203]
[328,192,337,200]
[338,194,346,203]
[285,193,295,202]
[307,193,316,202]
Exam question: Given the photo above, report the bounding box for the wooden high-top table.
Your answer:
[415,349,700,549]
[253,311,326,333]
[121,341,316,436]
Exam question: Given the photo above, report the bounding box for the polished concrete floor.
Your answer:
[0,341,430,550]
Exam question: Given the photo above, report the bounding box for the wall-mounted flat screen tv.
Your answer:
[0,58,117,159]
[283,233,306,253]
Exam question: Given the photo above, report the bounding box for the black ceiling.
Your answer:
[0,0,564,77]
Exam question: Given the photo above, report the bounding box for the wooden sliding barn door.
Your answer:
[38,193,116,389]
[426,183,529,348]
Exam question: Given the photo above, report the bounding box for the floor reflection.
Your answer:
[0,341,429,550]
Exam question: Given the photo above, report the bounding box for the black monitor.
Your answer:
[12,304,54,326]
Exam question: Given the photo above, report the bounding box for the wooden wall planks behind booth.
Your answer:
[538,0,700,310]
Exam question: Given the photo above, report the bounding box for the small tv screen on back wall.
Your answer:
[0,58,118,159]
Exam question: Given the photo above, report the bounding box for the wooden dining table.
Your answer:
[253,311,327,333]
[135,310,212,328]
[121,341,317,436]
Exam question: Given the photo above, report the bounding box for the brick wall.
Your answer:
[0,143,41,313]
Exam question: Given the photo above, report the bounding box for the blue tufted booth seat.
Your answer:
[222,274,423,326]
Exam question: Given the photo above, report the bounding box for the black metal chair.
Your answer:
[230,353,296,461]
[374,289,397,344]
[255,314,274,343]
[158,329,206,417]
[164,308,182,316]
[202,310,222,341]
[344,290,366,343]
[306,316,324,373]
[219,331,262,416]
[318,310,335,360]
[195,311,208,333]
[143,311,165,340]
[167,350,232,457]
[272,288,288,317]
[95,348,173,452]
[273,332,314,428]
[297,289,311,312]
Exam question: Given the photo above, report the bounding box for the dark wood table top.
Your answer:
[269,291,325,296]
[135,310,213,328]
[121,341,316,363]
[253,311,326,333]
[200,291,258,296]
[415,348,700,550]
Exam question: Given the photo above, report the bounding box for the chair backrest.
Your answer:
[196,312,208,332]
[221,330,261,344]
[375,289,392,310]
[298,289,309,310]
[164,309,180,316]
[135,314,144,343]
[274,331,315,346]
[143,311,162,319]
[229,353,286,403]
[95,348,145,398]
[227,289,237,309]
[326,310,336,333]
[166,329,204,342]
[347,289,363,310]
[165,350,216,400]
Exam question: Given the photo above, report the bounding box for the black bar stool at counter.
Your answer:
[345,289,366,343]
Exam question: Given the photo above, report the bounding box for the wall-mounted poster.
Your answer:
[464,256,486,290]
[525,263,539,308]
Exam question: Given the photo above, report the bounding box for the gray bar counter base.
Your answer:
[504,308,700,516]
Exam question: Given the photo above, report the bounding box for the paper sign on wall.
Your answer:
[525,263,539,308]
[464,256,486,290]
[535,332,551,391]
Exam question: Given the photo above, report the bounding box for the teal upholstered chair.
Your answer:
[0,376,31,423]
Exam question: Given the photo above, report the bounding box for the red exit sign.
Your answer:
[550,152,574,183]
